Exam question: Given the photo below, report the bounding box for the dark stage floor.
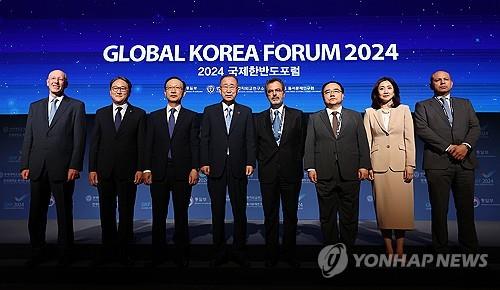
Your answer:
[0,220,499,289]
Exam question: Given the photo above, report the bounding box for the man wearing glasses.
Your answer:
[304,81,371,251]
[143,76,200,267]
[254,78,305,268]
[89,76,146,265]
[200,74,256,267]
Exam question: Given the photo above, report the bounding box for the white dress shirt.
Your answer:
[326,106,343,134]
[48,93,64,115]
[112,102,128,121]
[167,104,182,122]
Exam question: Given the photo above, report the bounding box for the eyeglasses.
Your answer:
[111,86,129,92]
[323,89,342,95]
[267,88,283,94]
[165,86,183,91]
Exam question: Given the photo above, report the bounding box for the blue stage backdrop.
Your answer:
[0,114,498,221]
[0,16,499,114]
[1,10,499,222]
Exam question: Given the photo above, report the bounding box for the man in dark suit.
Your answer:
[414,70,480,253]
[20,69,86,266]
[200,74,256,267]
[143,76,199,267]
[88,76,146,265]
[254,78,305,267]
[304,81,370,250]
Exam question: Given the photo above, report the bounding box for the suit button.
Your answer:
[386,145,390,148]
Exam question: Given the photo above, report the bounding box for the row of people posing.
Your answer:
[21,69,480,268]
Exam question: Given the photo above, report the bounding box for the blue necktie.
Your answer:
[48,98,59,125]
[225,107,232,133]
[440,97,453,126]
[168,108,176,158]
[114,107,122,131]
[272,110,281,143]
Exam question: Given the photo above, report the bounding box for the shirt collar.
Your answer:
[326,106,342,115]
[167,104,181,113]
[435,93,451,101]
[49,93,64,102]
[222,102,235,111]
[270,104,284,115]
[113,102,128,112]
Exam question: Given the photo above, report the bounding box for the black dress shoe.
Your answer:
[209,255,228,267]
[145,258,164,268]
[91,252,115,267]
[174,256,189,268]
[119,255,135,266]
[283,257,300,268]
[265,258,278,268]
[25,255,45,267]
[231,253,250,268]
[25,247,47,267]
[57,255,73,267]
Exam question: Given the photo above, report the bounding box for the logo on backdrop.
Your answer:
[414,170,427,184]
[84,194,99,208]
[480,123,489,138]
[476,149,496,159]
[2,126,25,137]
[476,170,495,186]
[14,194,28,202]
[473,196,480,208]
[317,243,349,278]
[2,193,28,210]
[206,85,215,94]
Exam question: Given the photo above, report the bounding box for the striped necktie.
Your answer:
[48,98,59,125]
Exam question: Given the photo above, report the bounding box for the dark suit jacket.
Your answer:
[304,108,371,181]
[21,95,86,181]
[200,102,256,178]
[144,107,200,181]
[414,96,480,170]
[89,103,146,180]
[255,106,305,183]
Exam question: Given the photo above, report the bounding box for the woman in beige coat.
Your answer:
[363,77,415,257]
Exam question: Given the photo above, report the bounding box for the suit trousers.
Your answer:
[260,178,300,260]
[207,159,248,257]
[426,163,478,253]
[315,161,360,250]
[150,161,192,258]
[29,168,75,252]
[97,174,137,257]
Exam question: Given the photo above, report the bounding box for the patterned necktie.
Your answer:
[331,111,339,137]
[440,97,453,126]
[225,107,232,133]
[272,110,281,143]
[48,98,59,125]
[168,108,176,158]
[114,107,122,131]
